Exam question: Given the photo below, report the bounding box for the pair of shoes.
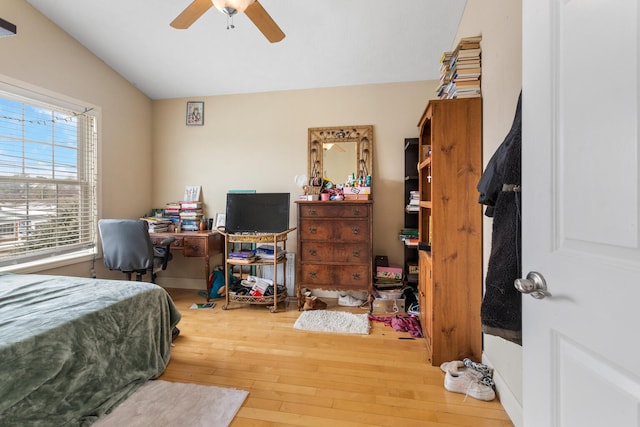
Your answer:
[303,292,327,310]
[440,359,495,388]
[443,370,495,401]
[338,294,365,307]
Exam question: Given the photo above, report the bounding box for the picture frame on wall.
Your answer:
[186,101,204,126]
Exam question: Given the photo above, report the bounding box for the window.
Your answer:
[0,89,98,267]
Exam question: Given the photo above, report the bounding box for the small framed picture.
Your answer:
[215,213,226,229]
[186,101,204,126]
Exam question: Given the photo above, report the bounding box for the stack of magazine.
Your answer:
[255,244,285,261]
[228,250,256,263]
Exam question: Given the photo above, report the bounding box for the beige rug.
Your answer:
[94,380,248,427]
[293,310,370,334]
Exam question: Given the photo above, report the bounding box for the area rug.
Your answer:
[93,380,248,427]
[293,310,370,335]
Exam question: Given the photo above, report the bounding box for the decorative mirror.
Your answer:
[307,125,373,185]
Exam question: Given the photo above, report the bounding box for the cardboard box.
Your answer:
[376,265,403,280]
[372,298,405,313]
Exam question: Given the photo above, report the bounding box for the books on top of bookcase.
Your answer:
[436,36,482,99]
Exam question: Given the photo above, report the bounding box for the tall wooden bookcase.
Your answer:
[417,97,483,366]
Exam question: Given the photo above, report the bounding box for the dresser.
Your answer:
[295,200,374,310]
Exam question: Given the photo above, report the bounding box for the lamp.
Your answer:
[213,0,255,15]
[0,18,16,37]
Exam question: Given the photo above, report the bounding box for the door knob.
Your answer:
[514,271,549,299]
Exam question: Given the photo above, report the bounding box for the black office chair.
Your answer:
[98,219,176,283]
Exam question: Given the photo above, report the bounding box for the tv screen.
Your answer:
[225,192,290,233]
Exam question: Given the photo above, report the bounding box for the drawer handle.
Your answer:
[190,245,198,251]
[352,273,361,280]
[352,209,361,216]
[352,227,360,235]
[309,249,317,256]
[309,209,317,216]
[309,271,317,278]
[352,250,359,257]
[309,226,317,234]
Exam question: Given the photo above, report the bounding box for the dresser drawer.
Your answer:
[299,219,369,242]
[300,264,371,289]
[299,241,369,264]
[183,237,206,257]
[299,204,370,219]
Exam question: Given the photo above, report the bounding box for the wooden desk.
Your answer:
[149,230,223,299]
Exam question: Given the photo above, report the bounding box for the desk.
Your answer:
[149,230,223,300]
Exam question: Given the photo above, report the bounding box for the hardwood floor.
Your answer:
[160,289,514,427]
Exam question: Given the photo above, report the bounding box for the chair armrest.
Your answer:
[160,236,176,246]
[155,236,176,270]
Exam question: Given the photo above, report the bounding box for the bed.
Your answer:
[0,273,181,426]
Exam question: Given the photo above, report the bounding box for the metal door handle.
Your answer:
[514,271,550,299]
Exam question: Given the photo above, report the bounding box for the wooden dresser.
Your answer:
[295,200,374,310]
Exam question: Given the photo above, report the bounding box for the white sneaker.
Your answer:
[338,294,365,307]
[440,360,494,387]
[444,370,495,401]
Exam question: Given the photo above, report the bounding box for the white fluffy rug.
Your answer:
[293,310,370,335]
[94,380,248,427]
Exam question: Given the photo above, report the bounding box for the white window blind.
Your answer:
[0,91,98,267]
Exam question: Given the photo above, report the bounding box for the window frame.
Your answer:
[0,77,100,272]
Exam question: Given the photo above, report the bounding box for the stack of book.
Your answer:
[141,216,172,232]
[228,250,256,263]
[405,190,419,213]
[399,228,419,247]
[436,36,482,99]
[164,202,181,226]
[179,201,203,231]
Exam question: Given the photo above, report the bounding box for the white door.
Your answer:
[522,0,640,426]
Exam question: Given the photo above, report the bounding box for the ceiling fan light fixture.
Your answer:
[213,0,255,14]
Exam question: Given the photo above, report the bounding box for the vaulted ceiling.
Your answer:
[26,0,467,100]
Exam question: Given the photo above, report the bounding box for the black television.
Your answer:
[225,192,290,234]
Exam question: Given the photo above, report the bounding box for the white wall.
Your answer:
[454,1,523,425]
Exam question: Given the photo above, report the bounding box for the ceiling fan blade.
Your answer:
[244,1,285,43]
[170,0,213,29]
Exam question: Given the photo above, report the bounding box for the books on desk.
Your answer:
[141,217,172,232]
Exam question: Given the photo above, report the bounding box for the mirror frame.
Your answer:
[307,125,373,184]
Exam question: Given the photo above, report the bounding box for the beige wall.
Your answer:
[151,81,438,284]
[0,1,153,277]
[455,1,523,425]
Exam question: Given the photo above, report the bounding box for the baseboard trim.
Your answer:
[155,276,204,291]
[483,353,522,427]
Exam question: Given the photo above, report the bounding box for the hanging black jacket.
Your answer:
[477,92,522,345]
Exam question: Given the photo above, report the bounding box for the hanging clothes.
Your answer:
[477,92,522,345]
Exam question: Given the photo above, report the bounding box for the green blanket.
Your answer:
[0,273,181,426]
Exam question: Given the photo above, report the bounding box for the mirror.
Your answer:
[307,125,373,186]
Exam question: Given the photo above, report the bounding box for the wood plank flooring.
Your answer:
[160,289,514,427]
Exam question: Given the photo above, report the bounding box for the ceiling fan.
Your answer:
[170,0,285,43]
